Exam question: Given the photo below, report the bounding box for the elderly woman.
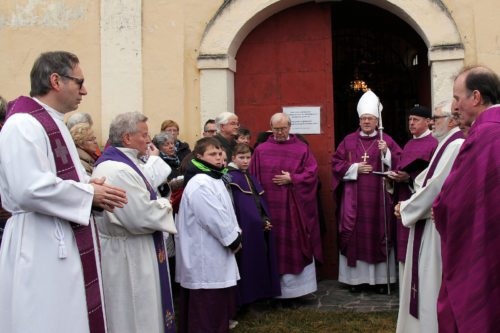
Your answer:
[160,119,191,163]
[69,122,99,175]
[152,132,181,180]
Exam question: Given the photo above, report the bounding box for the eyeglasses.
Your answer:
[360,116,377,122]
[58,74,84,89]
[272,127,289,133]
[431,115,449,121]
[204,130,217,133]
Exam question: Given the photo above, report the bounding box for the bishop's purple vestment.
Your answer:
[249,135,323,275]
[433,105,500,333]
[228,169,281,305]
[332,130,402,268]
[394,133,437,262]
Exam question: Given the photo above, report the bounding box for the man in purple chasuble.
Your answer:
[0,51,127,333]
[332,90,402,292]
[389,105,437,271]
[433,66,500,333]
[250,113,323,300]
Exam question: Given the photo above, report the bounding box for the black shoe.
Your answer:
[280,299,300,309]
[375,285,388,294]
[349,285,362,293]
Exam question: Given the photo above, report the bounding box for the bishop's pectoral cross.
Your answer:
[361,152,369,162]
[412,284,418,299]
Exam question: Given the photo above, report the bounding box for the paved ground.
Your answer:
[247,280,400,313]
[300,280,399,312]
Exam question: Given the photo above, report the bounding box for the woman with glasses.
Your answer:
[70,122,99,175]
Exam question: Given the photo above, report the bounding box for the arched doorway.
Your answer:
[332,1,430,146]
[198,0,464,278]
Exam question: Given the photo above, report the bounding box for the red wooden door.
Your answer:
[235,2,338,278]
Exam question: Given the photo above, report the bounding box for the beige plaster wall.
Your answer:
[0,0,102,139]
[1,0,499,147]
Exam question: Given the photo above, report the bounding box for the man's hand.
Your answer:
[394,202,401,219]
[387,171,410,182]
[264,219,273,231]
[147,143,160,157]
[378,139,388,154]
[272,170,291,186]
[357,162,373,174]
[90,177,127,212]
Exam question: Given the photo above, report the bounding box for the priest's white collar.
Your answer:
[359,130,377,137]
[413,129,432,139]
[117,147,143,162]
[32,97,65,121]
[436,126,461,144]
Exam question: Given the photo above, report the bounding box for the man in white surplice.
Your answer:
[92,112,175,333]
[395,101,465,333]
[0,51,127,333]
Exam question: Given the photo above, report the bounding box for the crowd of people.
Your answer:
[0,50,498,333]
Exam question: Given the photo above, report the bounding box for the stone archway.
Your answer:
[197,0,464,123]
[198,0,464,277]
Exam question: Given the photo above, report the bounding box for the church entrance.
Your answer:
[332,1,430,146]
[234,1,430,278]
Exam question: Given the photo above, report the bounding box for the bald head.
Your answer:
[269,113,291,128]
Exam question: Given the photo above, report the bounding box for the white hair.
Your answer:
[152,131,174,149]
[434,101,453,117]
[109,112,148,146]
[66,112,93,130]
[269,113,291,127]
[215,112,237,131]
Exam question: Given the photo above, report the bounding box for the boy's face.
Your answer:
[198,145,223,168]
[232,152,251,170]
[236,135,250,145]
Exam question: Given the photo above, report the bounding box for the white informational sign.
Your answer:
[282,106,321,134]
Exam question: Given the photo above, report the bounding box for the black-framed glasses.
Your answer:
[431,115,448,121]
[58,73,84,89]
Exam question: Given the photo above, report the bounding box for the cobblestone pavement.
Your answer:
[298,280,399,312]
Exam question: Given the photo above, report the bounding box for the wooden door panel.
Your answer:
[235,2,338,278]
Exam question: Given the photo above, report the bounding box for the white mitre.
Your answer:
[357,90,383,118]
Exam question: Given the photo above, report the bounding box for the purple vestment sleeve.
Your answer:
[394,134,438,262]
[433,106,500,332]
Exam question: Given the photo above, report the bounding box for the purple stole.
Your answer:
[395,134,437,262]
[409,130,464,318]
[95,146,175,333]
[6,96,105,333]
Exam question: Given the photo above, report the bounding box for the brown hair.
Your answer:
[232,143,251,157]
[160,119,179,131]
[193,137,222,157]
